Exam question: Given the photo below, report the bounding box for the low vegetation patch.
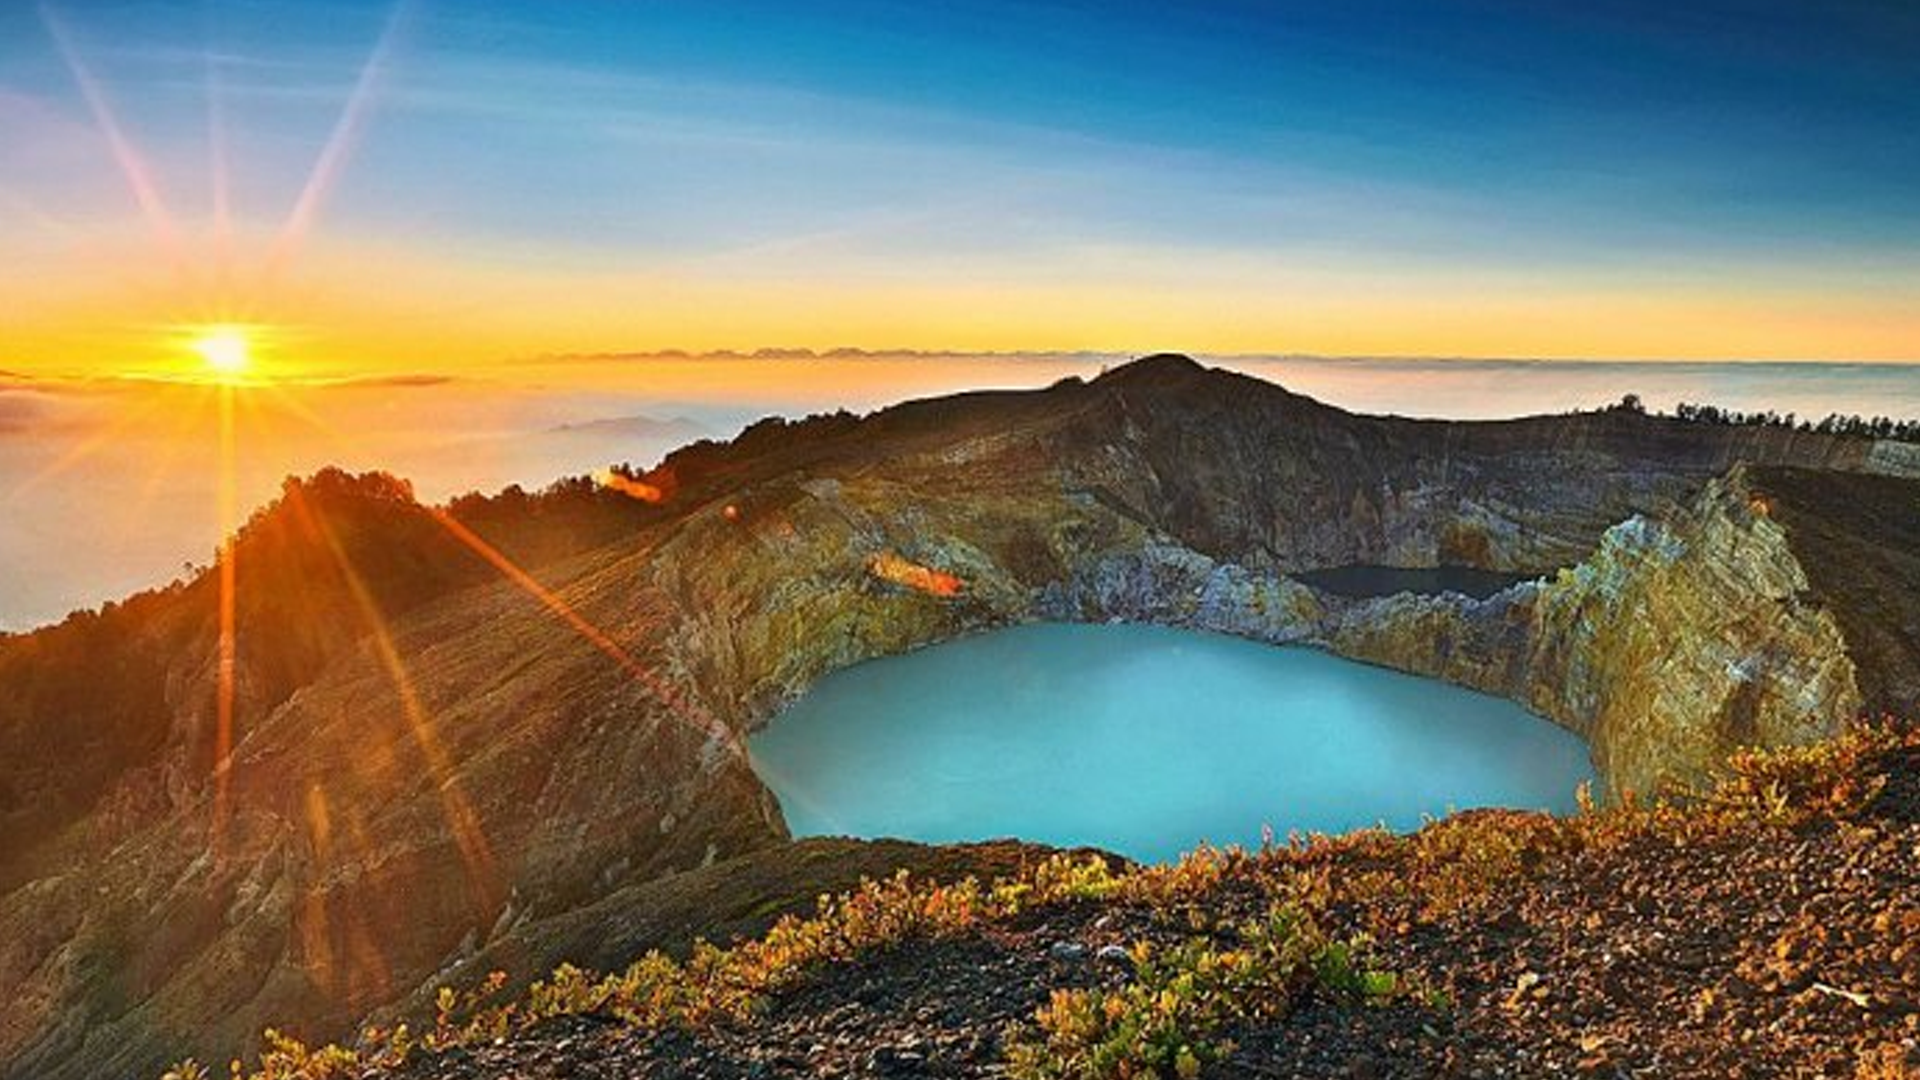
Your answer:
[1005,906,1418,1079]
[168,722,1916,1080]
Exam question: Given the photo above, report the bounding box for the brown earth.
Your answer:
[2,356,1916,1079]
[370,738,1920,1080]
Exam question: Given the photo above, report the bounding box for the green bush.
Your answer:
[1005,906,1409,1080]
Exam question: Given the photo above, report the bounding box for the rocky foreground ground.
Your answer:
[200,725,1920,1080]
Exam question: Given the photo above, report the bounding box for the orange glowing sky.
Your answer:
[11,230,1920,383]
[5,2,1920,382]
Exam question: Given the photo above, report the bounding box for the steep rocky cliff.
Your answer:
[1,356,1913,1079]
[1323,468,1880,797]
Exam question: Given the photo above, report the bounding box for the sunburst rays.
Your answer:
[31,2,523,911]
[210,382,239,853]
[203,44,233,286]
[423,507,746,759]
[4,381,184,499]
[268,382,747,758]
[31,3,760,949]
[38,0,414,347]
[38,2,188,279]
[266,1,413,281]
[280,481,502,916]
[220,384,755,962]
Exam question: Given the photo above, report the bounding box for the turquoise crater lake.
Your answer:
[751,623,1595,863]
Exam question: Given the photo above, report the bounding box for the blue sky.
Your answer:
[4,0,1920,364]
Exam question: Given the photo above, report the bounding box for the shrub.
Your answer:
[996,853,1124,912]
[1005,906,1409,1079]
[1707,725,1899,823]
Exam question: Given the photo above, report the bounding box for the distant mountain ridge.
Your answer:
[0,354,1915,1079]
[540,414,706,439]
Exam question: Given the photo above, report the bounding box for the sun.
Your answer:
[190,328,253,380]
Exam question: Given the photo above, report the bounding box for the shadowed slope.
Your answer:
[1750,467,1920,716]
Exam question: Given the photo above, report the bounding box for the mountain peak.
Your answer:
[1099,353,1206,382]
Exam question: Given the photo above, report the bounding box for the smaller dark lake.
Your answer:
[1293,564,1539,600]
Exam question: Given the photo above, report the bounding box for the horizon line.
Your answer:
[512,347,1920,368]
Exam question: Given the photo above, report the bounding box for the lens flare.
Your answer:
[593,468,666,504]
[868,550,965,598]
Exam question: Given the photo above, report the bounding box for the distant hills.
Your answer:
[533,413,708,446]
